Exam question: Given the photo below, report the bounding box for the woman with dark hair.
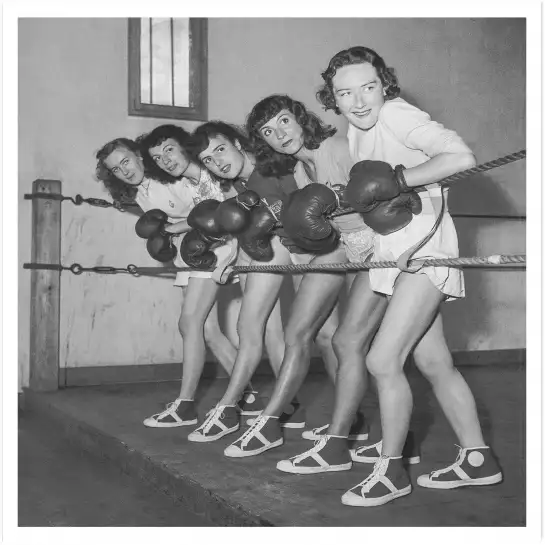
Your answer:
[95,128,258,429]
[282,46,501,507]
[221,95,376,458]
[185,120,354,442]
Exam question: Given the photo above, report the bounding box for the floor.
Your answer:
[18,410,210,527]
[21,362,526,527]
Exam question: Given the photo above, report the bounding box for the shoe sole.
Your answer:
[277,461,352,474]
[224,438,284,458]
[417,473,503,489]
[350,453,421,465]
[303,432,369,441]
[280,422,306,429]
[143,418,198,428]
[187,424,240,443]
[341,485,412,507]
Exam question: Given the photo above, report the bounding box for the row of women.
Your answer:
[95,46,503,507]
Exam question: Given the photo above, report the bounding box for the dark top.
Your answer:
[233,170,298,206]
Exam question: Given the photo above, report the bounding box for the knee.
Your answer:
[236,314,264,345]
[414,352,454,381]
[284,324,314,349]
[365,347,402,380]
[315,322,335,351]
[203,318,221,344]
[178,313,197,337]
[332,328,368,360]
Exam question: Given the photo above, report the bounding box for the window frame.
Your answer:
[127,17,208,121]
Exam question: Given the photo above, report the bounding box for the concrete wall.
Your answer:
[18,18,526,389]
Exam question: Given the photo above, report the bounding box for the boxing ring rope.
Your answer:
[23,150,526,391]
[23,253,526,277]
[24,149,527,221]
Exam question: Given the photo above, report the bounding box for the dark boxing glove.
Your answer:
[346,160,410,213]
[282,228,340,255]
[146,232,177,263]
[180,229,217,270]
[187,199,226,240]
[238,205,278,262]
[215,190,261,234]
[362,191,423,235]
[135,209,169,239]
[281,184,338,242]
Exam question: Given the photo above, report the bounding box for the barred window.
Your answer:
[128,18,207,121]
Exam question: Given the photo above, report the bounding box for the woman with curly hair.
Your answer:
[185,120,351,442]
[278,46,501,507]
[95,128,256,429]
[221,95,377,458]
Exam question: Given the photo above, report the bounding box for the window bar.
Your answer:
[149,18,153,104]
[170,18,175,106]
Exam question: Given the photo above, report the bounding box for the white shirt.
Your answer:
[134,170,224,222]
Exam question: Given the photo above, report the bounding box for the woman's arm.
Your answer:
[402,151,476,189]
[381,100,476,189]
[164,219,191,234]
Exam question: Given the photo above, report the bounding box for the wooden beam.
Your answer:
[29,179,61,391]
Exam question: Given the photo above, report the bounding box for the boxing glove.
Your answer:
[187,199,225,240]
[330,184,352,209]
[362,191,423,235]
[135,209,169,239]
[281,184,338,242]
[283,228,340,255]
[180,229,217,270]
[146,232,177,263]
[215,190,261,235]
[238,205,278,262]
[236,189,261,210]
[279,236,308,255]
[346,160,410,213]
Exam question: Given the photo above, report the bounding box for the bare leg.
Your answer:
[263,299,285,376]
[262,247,348,417]
[328,271,388,436]
[366,273,445,456]
[218,245,292,406]
[413,313,485,447]
[178,278,223,400]
[203,301,237,375]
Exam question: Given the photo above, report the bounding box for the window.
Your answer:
[128,18,208,121]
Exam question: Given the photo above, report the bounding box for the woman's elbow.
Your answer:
[459,152,477,170]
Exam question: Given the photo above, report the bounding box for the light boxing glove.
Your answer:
[346,160,411,213]
[280,183,338,242]
[361,192,423,236]
[180,229,217,270]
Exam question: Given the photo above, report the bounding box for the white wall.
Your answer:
[18,18,526,389]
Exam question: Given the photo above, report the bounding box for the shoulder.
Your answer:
[321,134,350,156]
[379,98,431,129]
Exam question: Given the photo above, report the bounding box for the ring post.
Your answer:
[29,179,61,391]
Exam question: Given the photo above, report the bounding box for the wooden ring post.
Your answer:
[29,179,61,391]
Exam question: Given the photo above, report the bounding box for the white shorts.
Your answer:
[172,234,239,287]
[369,192,464,302]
